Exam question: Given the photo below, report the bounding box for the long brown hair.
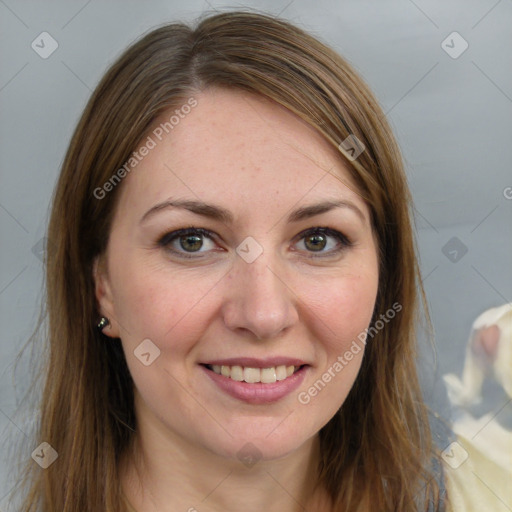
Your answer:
[16,9,442,511]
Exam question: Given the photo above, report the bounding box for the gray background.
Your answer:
[1,0,511,506]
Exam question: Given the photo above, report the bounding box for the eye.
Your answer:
[157,227,218,259]
[293,227,352,258]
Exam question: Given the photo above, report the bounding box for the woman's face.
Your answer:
[94,88,379,461]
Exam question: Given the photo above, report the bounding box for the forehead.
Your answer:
[113,87,368,225]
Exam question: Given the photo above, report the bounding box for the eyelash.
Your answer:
[157,226,353,260]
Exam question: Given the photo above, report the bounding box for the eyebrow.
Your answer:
[139,198,366,225]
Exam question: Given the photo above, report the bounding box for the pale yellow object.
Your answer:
[444,433,512,512]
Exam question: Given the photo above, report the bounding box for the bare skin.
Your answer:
[94,87,379,511]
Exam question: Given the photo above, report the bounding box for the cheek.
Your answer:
[110,256,216,346]
[306,269,379,354]
[294,272,377,423]
[113,265,212,409]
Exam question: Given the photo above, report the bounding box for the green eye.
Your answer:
[158,227,216,258]
[295,227,352,258]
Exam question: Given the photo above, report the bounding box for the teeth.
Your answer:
[276,365,287,381]
[243,367,260,383]
[210,364,301,383]
[261,367,277,383]
[231,365,244,381]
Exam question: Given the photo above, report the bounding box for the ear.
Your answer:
[92,255,121,338]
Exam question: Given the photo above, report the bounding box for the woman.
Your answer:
[15,10,508,512]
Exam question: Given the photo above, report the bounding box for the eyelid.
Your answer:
[157,226,352,259]
[158,227,216,246]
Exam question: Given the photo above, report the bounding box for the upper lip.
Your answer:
[201,357,309,368]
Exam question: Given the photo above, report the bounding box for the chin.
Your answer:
[197,420,318,465]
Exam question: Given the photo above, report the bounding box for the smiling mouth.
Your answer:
[203,364,305,384]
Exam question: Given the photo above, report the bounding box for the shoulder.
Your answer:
[443,433,512,512]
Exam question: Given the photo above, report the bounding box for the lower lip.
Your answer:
[201,365,308,404]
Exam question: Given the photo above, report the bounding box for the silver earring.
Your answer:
[97,316,110,331]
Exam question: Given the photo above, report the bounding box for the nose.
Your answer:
[221,252,299,341]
